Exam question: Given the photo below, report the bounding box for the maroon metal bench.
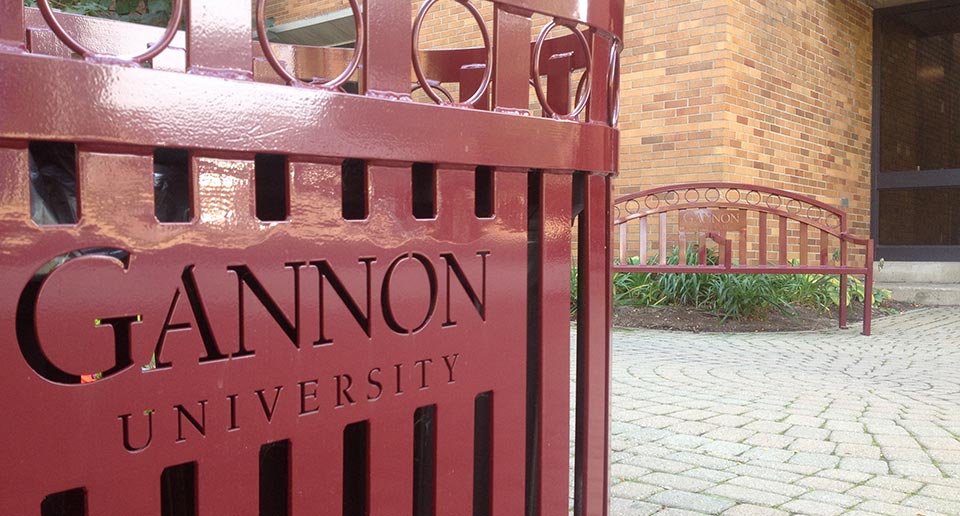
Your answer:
[612,183,875,335]
[0,2,621,515]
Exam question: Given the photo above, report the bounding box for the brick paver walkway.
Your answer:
[608,307,960,516]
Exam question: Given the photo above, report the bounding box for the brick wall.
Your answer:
[617,0,733,192]
[724,0,873,235]
[619,0,872,237]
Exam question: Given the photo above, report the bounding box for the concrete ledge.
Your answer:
[875,262,960,284]
[878,282,960,306]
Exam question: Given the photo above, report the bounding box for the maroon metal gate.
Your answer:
[0,1,620,515]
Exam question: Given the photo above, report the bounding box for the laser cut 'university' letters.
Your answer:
[16,249,490,384]
[117,352,462,452]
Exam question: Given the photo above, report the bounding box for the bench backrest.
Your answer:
[614,183,864,269]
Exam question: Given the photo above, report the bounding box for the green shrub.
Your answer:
[575,244,892,320]
[23,0,179,27]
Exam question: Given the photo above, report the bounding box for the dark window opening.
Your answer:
[29,141,78,225]
[154,148,192,223]
[413,404,437,516]
[343,421,369,516]
[342,159,368,220]
[259,440,291,516]
[161,461,197,516]
[41,487,86,516]
[475,166,494,218]
[473,392,493,516]
[525,170,542,516]
[255,154,288,222]
[412,163,437,220]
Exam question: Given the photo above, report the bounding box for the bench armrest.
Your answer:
[840,232,871,246]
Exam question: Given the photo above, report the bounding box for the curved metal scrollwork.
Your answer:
[255,0,364,89]
[532,19,592,119]
[36,0,183,64]
[412,0,492,107]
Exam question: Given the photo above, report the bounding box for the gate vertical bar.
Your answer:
[575,174,610,516]
[759,212,768,264]
[588,33,612,125]
[78,151,155,227]
[187,0,252,77]
[863,242,874,336]
[370,415,415,516]
[639,217,648,264]
[536,173,573,515]
[364,0,412,96]
[840,240,849,329]
[546,55,572,117]
[199,453,260,516]
[0,2,23,51]
[493,7,531,112]
[491,170,532,516]
[0,146,29,224]
[460,65,490,109]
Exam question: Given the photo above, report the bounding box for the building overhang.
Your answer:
[267,8,356,47]
[865,0,932,7]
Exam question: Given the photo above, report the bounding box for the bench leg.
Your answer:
[839,273,848,330]
[862,276,872,336]
[862,245,874,336]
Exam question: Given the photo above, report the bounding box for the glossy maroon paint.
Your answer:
[613,183,874,336]
[0,2,619,516]
[576,175,612,516]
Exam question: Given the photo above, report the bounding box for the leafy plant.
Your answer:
[596,243,892,321]
[827,274,892,308]
[570,266,578,316]
[24,0,177,27]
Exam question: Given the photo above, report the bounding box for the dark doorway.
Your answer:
[874,0,960,260]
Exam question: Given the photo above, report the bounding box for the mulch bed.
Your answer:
[611,299,923,332]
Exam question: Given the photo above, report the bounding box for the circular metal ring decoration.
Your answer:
[532,19,593,119]
[684,189,701,203]
[766,194,782,210]
[257,0,363,89]
[786,199,802,215]
[826,213,841,229]
[705,188,721,203]
[412,0,493,107]
[644,194,660,210]
[624,199,641,215]
[664,190,679,205]
[412,81,456,103]
[746,190,761,205]
[806,206,824,223]
[37,0,183,63]
[613,206,621,219]
[607,37,622,126]
[725,188,742,204]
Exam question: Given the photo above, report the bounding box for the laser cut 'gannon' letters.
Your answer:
[678,209,746,233]
[17,248,488,384]
[15,248,488,451]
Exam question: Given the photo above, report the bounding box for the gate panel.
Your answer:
[0,159,530,514]
[0,2,620,514]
